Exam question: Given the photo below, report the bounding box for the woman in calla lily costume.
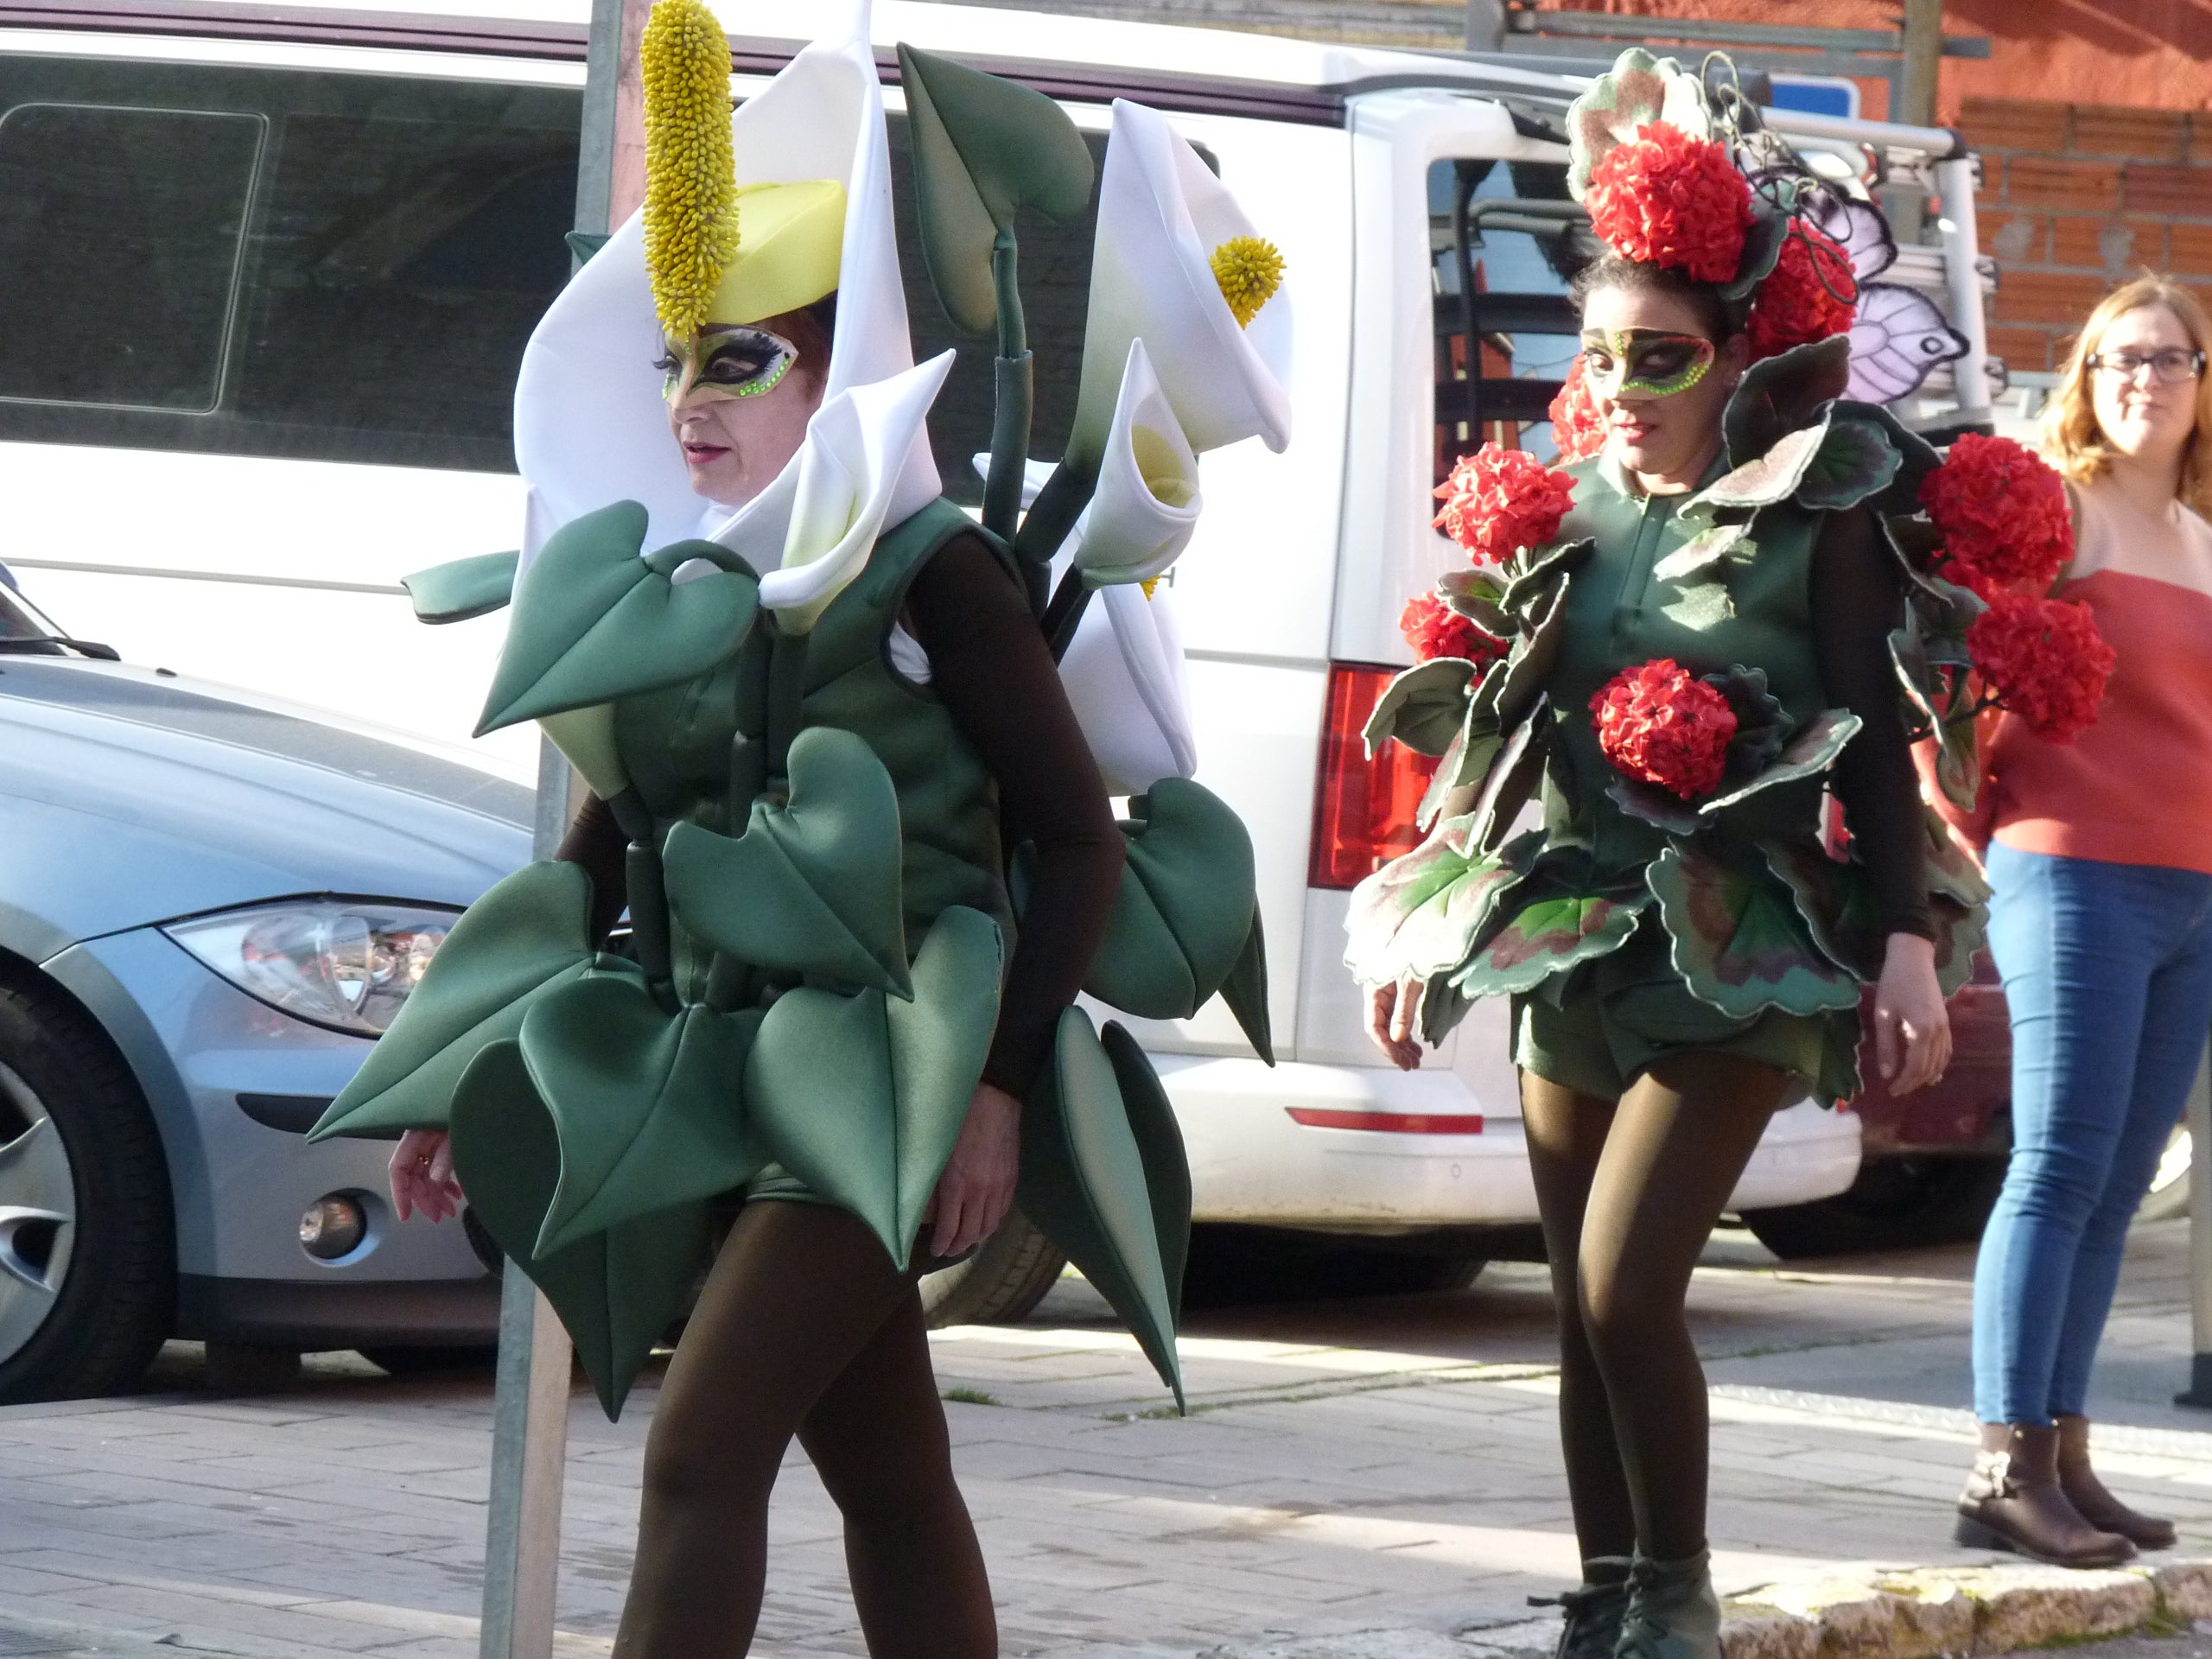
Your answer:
[308,4,1287,1655]
[1351,52,2107,1659]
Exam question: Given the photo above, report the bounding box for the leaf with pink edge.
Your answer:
[1363,657,1475,759]
[1567,47,1711,199]
[1449,850,1649,999]
[1647,839,1863,1018]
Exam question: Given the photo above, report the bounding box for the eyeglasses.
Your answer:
[2087,347,2206,384]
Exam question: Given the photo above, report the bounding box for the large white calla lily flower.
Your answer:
[512,0,938,566]
[758,352,956,631]
[1065,99,1291,478]
[1057,575,1197,795]
[1071,340,1202,588]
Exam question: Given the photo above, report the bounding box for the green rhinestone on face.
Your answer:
[1579,328,1716,400]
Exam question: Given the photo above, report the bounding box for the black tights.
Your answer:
[612,1200,996,1657]
[1522,1052,1792,1571]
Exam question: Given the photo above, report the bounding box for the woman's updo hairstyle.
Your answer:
[1568,252,1742,346]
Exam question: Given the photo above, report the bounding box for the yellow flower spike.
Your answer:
[1208,235,1284,329]
[641,0,738,340]
[1141,576,1161,600]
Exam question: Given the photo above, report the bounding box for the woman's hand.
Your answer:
[390,1128,465,1224]
[1367,975,1426,1071]
[1872,932,1952,1096]
[925,1083,1021,1259]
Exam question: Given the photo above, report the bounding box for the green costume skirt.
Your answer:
[1510,917,1831,1102]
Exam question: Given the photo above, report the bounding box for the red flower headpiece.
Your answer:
[1920,433,2074,599]
[1433,442,1578,565]
[1548,355,1607,464]
[1967,594,2116,743]
[1400,591,1507,672]
[1745,225,1857,361]
[1584,123,1755,284]
[1591,658,1738,800]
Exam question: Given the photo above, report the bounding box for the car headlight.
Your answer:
[162,900,460,1035]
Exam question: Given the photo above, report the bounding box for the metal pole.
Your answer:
[1932,156,1990,421]
[1465,0,1503,52]
[478,0,633,1652]
[1897,0,1942,130]
[2176,1041,2212,1406]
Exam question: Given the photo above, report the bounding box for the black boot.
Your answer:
[1954,1421,2135,1567]
[1614,1549,1719,1659]
[1529,1556,1632,1659]
[2056,1415,2177,1551]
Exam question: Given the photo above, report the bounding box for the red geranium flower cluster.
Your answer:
[1745,224,1858,361]
[1548,355,1607,464]
[1967,593,2116,743]
[1920,433,2075,599]
[1400,591,1507,671]
[1590,658,1739,801]
[1433,442,1578,565]
[1584,123,1756,284]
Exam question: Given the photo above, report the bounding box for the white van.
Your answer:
[0,0,1993,1312]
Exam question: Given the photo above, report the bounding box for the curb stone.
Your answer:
[1720,1557,2212,1659]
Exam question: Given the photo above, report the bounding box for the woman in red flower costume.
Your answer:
[1934,276,2212,1565]
[1349,48,2110,1659]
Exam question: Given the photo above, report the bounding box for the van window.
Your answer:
[0,56,579,472]
[0,52,1106,491]
[1429,157,1589,478]
[0,103,264,411]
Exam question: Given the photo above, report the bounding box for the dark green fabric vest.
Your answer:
[1545,454,1828,877]
[611,497,1016,1000]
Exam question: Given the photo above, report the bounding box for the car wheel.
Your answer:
[919,1208,1066,1328]
[0,979,174,1402]
[359,1345,500,1376]
[2137,1126,2191,1224]
[1740,1154,2005,1259]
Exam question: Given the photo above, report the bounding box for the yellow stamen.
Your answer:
[1141,576,1161,599]
[641,0,739,340]
[1209,235,1284,328]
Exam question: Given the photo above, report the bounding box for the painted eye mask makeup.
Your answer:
[659,325,800,404]
[1578,329,1716,400]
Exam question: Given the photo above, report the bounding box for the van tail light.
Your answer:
[1308,661,1439,890]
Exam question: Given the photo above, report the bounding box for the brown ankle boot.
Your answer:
[2056,1415,2177,1550]
[1955,1421,2136,1567]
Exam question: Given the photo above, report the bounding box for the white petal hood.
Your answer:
[512,0,940,575]
[1066,99,1292,474]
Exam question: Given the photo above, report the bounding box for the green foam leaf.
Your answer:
[448,1040,707,1421]
[1647,839,1863,1019]
[1723,334,1852,467]
[1363,657,1475,759]
[404,552,517,624]
[1084,779,1260,1023]
[477,500,760,734]
[897,43,1096,335]
[310,861,601,1140]
[519,981,767,1255]
[1797,416,1904,512]
[664,725,912,998]
[1019,1008,1184,1406]
[744,906,1004,1268]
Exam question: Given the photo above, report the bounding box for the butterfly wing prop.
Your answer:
[1847,283,1968,404]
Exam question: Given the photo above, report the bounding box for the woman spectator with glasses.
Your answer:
[1945,276,2212,1565]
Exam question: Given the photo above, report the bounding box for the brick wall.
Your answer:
[1959,97,2212,376]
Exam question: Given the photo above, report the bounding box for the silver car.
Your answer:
[0,570,523,1398]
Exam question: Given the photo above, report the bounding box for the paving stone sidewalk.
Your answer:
[0,1224,2207,1657]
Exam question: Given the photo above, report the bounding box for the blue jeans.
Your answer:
[1972,843,2212,1423]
